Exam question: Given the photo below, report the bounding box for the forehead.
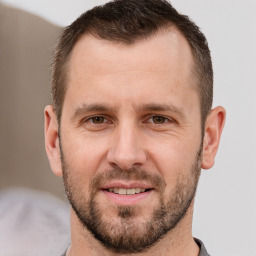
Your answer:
[64,27,198,114]
[69,27,194,80]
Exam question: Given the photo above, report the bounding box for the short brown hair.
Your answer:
[52,0,213,125]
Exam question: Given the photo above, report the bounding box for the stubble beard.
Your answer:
[60,142,202,254]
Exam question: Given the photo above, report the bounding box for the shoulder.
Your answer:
[194,238,211,256]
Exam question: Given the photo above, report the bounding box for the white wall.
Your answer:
[2,0,255,255]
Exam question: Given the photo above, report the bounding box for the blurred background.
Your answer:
[0,1,255,255]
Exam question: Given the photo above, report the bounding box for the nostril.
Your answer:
[106,138,147,170]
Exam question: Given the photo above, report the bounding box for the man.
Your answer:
[44,0,225,255]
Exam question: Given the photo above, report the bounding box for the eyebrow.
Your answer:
[137,103,184,115]
[72,103,114,119]
[72,102,185,120]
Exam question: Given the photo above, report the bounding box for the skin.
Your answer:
[45,27,225,256]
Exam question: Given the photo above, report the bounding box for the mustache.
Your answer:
[89,166,166,192]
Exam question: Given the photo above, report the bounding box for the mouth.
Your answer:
[103,187,152,195]
[100,182,154,205]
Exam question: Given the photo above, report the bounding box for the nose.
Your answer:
[106,122,147,170]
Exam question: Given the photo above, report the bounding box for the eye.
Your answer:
[81,115,112,131]
[90,116,106,124]
[150,116,168,124]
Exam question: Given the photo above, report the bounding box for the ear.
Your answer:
[44,105,63,177]
[201,106,226,169]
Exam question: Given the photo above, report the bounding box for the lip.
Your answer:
[102,189,153,206]
[99,181,155,206]
[100,181,153,190]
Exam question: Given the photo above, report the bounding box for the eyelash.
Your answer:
[147,115,172,125]
[84,116,111,125]
[83,115,173,125]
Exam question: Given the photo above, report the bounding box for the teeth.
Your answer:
[127,188,135,195]
[107,188,147,195]
[119,188,126,195]
[135,188,141,193]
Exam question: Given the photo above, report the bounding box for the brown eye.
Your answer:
[152,116,166,124]
[91,116,105,124]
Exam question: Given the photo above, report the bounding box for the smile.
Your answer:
[105,188,151,195]
[100,182,154,205]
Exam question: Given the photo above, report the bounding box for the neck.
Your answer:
[67,205,199,256]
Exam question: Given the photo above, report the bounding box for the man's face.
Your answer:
[60,29,202,253]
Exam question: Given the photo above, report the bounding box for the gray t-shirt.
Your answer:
[60,238,210,256]
[195,238,211,256]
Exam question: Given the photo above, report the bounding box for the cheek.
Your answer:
[61,131,110,178]
[147,135,201,187]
